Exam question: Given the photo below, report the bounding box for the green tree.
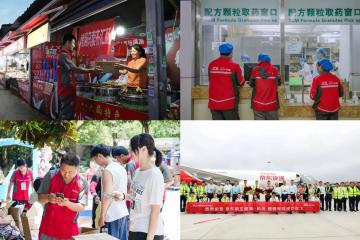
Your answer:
[0,121,78,149]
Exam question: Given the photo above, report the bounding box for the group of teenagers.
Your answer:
[4,133,173,240]
[181,179,360,213]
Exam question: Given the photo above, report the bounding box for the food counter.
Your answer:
[192,85,360,119]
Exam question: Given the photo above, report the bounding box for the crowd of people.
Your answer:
[180,179,360,213]
[3,133,174,240]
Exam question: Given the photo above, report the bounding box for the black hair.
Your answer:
[220,52,231,57]
[132,44,146,58]
[90,144,111,158]
[16,158,26,167]
[34,178,42,192]
[130,133,163,167]
[61,154,80,167]
[63,34,77,45]
[112,146,129,157]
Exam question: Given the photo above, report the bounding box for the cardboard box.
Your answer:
[21,212,31,240]
[8,205,24,233]
[72,233,118,240]
[79,227,99,235]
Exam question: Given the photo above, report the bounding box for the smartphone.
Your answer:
[56,193,64,199]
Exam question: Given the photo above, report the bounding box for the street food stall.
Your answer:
[0,37,31,103]
[182,0,360,119]
[0,0,180,120]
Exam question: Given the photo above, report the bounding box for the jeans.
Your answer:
[105,215,129,240]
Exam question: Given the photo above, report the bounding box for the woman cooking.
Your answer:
[116,44,148,92]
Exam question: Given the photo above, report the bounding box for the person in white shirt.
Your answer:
[317,181,326,211]
[231,180,242,202]
[289,180,297,202]
[235,193,244,202]
[206,179,216,202]
[215,182,223,201]
[274,182,282,201]
[211,194,219,202]
[91,144,128,240]
[128,134,165,240]
[281,181,289,202]
[223,180,232,199]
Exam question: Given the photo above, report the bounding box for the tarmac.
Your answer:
[181,211,360,240]
[0,86,48,120]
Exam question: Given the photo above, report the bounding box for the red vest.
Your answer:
[39,172,82,239]
[310,73,344,112]
[58,48,76,97]
[208,57,245,110]
[12,169,33,201]
[250,62,280,111]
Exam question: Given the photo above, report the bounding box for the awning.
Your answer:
[180,170,204,184]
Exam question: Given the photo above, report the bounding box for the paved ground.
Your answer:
[181,211,360,240]
[0,86,48,120]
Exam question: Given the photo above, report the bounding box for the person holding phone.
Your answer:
[37,154,89,240]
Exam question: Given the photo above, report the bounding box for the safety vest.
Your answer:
[250,62,280,111]
[208,56,245,110]
[342,187,348,198]
[197,186,206,197]
[348,186,356,197]
[325,186,332,194]
[334,187,343,199]
[356,186,360,196]
[180,184,190,196]
[39,171,82,238]
[310,72,344,113]
[221,196,230,202]
[190,186,198,195]
[187,195,197,203]
[243,185,251,196]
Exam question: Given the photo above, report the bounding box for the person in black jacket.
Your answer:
[325,182,333,211]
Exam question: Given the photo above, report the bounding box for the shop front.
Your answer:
[0,37,31,103]
[181,0,360,119]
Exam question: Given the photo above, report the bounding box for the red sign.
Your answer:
[32,80,56,118]
[18,80,31,103]
[165,27,180,90]
[31,42,62,118]
[186,202,321,214]
[77,18,115,58]
[113,36,147,59]
[75,96,149,120]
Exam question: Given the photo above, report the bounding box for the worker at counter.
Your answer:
[115,44,148,92]
[58,34,103,120]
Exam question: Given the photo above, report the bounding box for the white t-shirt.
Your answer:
[103,161,129,222]
[130,166,164,235]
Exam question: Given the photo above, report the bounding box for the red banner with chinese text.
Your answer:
[186,201,320,214]
[77,18,115,58]
[75,96,149,120]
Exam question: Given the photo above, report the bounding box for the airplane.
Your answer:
[181,165,317,187]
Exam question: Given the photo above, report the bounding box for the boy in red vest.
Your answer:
[37,154,89,240]
[7,158,34,209]
[310,58,344,120]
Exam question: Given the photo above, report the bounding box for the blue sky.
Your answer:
[0,0,34,26]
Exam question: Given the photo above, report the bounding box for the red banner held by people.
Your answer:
[186,201,321,214]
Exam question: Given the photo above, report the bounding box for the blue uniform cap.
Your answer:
[318,58,333,72]
[241,54,251,62]
[258,53,271,63]
[317,48,328,58]
[219,43,234,54]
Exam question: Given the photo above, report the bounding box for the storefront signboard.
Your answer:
[286,0,360,25]
[201,0,280,25]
